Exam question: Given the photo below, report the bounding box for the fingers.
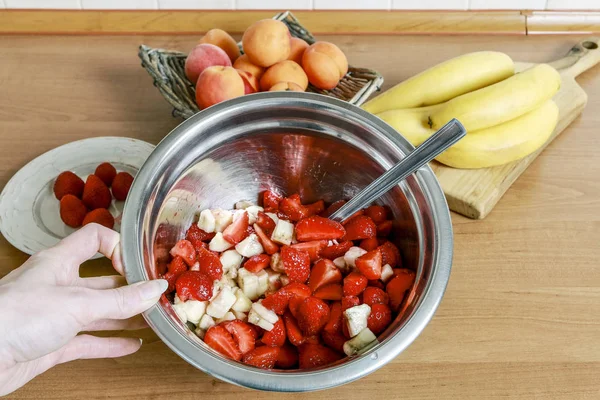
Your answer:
[83,315,148,331]
[57,334,142,363]
[78,275,126,290]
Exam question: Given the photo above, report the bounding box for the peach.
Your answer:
[302,41,348,90]
[185,43,232,84]
[242,19,291,68]
[199,28,241,63]
[233,54,265,80]
[269,82,305,92]
[237,69,259,94]
[288,37,309,65]
[260,60,308,91]
[195,66,245,109]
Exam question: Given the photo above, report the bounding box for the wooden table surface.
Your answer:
[1,34,599,399]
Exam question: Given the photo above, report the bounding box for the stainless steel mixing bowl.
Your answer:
[122,92,453,392]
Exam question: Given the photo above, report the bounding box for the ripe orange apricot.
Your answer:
[269,82,305,92]
[185,44,232,84]
[199,28,241,63]
[195,66,245,109]
[260,60,308,91]
[302,41,348,90]
[242,19,291,68]
[237,69,259,94]
[288,37,309,65]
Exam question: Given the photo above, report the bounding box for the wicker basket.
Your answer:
[139,11,384,119]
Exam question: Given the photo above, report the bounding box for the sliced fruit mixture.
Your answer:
[162,191,415,370]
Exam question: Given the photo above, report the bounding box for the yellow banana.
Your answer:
[377,100,559,169]
[429,64,561,131]
[362,51,514,114]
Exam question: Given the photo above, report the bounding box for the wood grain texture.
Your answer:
[527,11,600,35]
[0,10,526,35]
[0,35,599,399]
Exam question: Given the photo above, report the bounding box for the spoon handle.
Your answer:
[329,118,466,223]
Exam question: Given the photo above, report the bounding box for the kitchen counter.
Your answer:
[1,34,599,399]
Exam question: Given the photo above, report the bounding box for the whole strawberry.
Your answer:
[82,174,111,210]
[54,171,84,200]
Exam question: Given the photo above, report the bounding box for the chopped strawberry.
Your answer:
[204,325,242,361]
[362,286,389,306]
[175,271,213,301]
[246,224,255,236]
[111,172,134,201]
[314,283,343,301]
[324,302,343,333]
[321,330,346,354]
[243,254,271,273]
[285,283,312,299]
[279,194,309,222]
[304,199,325,217]
[281,246,311,284]
[365,205,387,224]
[288,295,304,319]
[276,344,299,369]
[308,258,342,292]
[355,249,383,280]
[186,223,216,243]
[262,189,283,211]
[343,272,368,296]
[224,320,256,355]
[94,162,117,187]
[168,256,188,276]
[262,318,286,347]
[54,171,84,200]
[290,240,327,262]
[367,280,385,290]
[342,215,377,241]
[262,283,310,315]
[253,224,279,255]
[196,246,223,280]
[256,211,276,235]
[342,209,365,225]
[321,200,346,218]
[359,237,379,251]
[376,220,393,237]
[169,239,196,267]
[223,211,249,244]
[320,240,353,260]
[242,346,280,369]
[283,311,304,347]
[82,174,112,210]
[393,268,415,279]
[386,270,415,311]
[162,272,178,293]
[304,335,322,345]
[341,295,360,311]
[298,343,342,369]
[297,297,330,336]
[367,304,392,335]
[295,216,345,242]
[378,241,402,268]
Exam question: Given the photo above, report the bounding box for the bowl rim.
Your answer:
[121,92,453,392]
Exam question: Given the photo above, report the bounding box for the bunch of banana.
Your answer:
[362,53,561,169]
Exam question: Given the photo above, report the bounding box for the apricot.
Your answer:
[269,82,304,92]
[288,37,309,65]
[195,66,245,109]
[185,44,232,85]
[242,19,291,68]
[302,41,348,90]
[237,69,259,94]
[233,54,265,80]
[260,60,308,91]
[199,28,241,63]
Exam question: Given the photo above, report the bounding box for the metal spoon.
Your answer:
[329,118,466,223]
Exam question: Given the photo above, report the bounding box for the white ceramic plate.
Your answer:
[0,137,155,258]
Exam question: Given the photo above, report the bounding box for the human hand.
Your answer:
[0,223,167,396]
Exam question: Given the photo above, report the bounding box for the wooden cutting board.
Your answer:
[431,37,600,219]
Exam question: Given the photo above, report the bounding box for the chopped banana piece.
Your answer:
[265,268,282,292]
[235,200,254,209]
[245,205,264,224]
[216,311,236,324]
[194,327,206,339]
[344,247,367,268]
[343,328,378,356]
[380,264,394,283]
[252,301,279,324]
[198,314,216,330]
[231,286,253,312]
[265,212,279,224]
[220,249,243,273]
[237,268,260,300]
[206,286,236,319]
[174,299,207,325]
[271,219,294,245]
[212,209,233,232]
[197,209,216,233]
[235,233,264,257]
[270,252,285,273]
[256,269,269,296]
[344,304,371,338]
[172,302,188,324]
[209,232,234,252]
[232,310,247,321]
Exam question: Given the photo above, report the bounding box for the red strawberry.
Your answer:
[262,189,283,211]
[224,320,256,355]
[169,239,196,267]
[321,200,346,218]
[378,241,402,268]
[290,240,327,262]
[82,208,112,230]
[256,211,276,235]
[297,297,330,336]
[204,325,242,361]
[324,302,343,333]
[283,311,305,346]
[288,295,304,319]
[279,194,309,222]
[54,171,85,200]
[320,240,353,260]
[304,335,322,345]
[262,283,311,315]
[223,211,249,244]
[341,295,360,311]
[298,343,342,369]
[355,249,383,280]
[175,271,213,301]
[343,272,368,296]
[321,330,346,353]
[59,194,87,228]
[243,346,280,369]
[285,282,312,298]
[362,286,389,306]
[186,223,216,243]
[342,215,376,241]
[168,255,188,276]
[376,220,393,237]
[162,271,178,293]
[365,205,387,224]
[314,284,343,301]
[261,318,286,347]
[386,270,415,311]
[94,162,117,187]
[304,199,325,217]
[281,246,310,283]
[243,254,271,273]
[308,258,342,292]
[367,279,385,290]
[197,246,223,280]
[342,210,365,225]
[367,304,392,335]
[253,224,279,255]
[359,237,379,251]
[82,174,111,210]
[276,344,299,369]
[295,216,345,242]
[111,172,134,201]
